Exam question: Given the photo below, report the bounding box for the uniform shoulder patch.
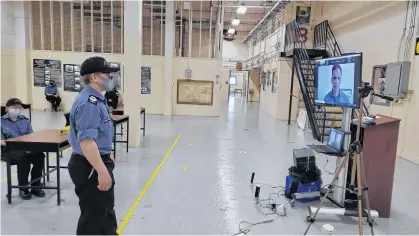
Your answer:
[88,95,98,105]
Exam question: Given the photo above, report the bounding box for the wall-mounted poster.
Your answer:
[272,71,278,93]
[63,64,82,92]
[296,6,311,26]
[177,80,214,106]
[33,59,62,87]
[261,72,266,91]
[415,37,419,55]
[141,66,151,94]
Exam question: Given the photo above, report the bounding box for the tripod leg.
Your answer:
[359,152,375,235]
[350,155,356,186]
[355,154,364,235]
[303,154,351,235]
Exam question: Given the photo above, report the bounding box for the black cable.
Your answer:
[233,219,274,235]
[397,0,409,62]
[234,185,288,235]
[252,182,285,190]
[406,1,417,60]
[323,155,337,175]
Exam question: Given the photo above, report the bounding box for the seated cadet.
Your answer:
[0,98,46,200]
[44,81,62,111]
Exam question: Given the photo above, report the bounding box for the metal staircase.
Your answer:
[283,20,369,142]
[283,20,332,141]
[312,20,345,141]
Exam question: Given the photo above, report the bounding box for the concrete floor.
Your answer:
[1,96,419,235]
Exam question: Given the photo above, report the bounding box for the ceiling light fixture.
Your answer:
[227,28,236,35]
[236,3,247,14]
[232,18,240,26]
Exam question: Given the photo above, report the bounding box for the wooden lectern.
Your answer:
[346,115,400,218]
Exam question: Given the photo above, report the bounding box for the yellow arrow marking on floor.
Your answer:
[188,144,192,147]
[181,166,188,171]
[1,148,72,183]
[240,151,248,154]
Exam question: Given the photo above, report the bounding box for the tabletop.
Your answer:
[114,107,145,112]
[5,129,68,144]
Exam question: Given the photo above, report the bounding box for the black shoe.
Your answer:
[19,190,32,200]
[31,189,46,197]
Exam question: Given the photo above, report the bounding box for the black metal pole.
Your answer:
[287,57,295,125]
[56,150,61,206]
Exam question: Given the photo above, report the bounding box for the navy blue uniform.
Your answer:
[45,84,61,110]
[1,114,45,192]
[68,85,117,235]
[323,90,350,106]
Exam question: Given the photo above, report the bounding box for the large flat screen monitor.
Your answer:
[314,53,363,109]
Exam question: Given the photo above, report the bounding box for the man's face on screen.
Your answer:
[331,69,342,88]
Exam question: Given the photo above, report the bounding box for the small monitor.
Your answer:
[327,128,344,150]
[314,53,363,109]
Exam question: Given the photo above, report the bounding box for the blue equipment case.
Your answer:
[285,175,321,203]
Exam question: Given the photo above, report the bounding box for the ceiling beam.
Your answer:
[242,1,289,43]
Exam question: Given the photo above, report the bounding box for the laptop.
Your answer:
[308,128,345,155]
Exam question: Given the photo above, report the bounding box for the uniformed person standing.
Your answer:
[68,56,119,235]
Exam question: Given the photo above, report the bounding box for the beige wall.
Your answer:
[29,51,165,114]
[220,69,230,101]
[1,1,16,103]
[314,1,419,163]
[172,57,222,116]
[260,61,280,118]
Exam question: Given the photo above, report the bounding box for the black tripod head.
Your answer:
[358,82,374,99]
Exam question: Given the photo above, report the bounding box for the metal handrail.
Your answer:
[285,21,323,140]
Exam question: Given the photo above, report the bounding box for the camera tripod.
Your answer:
[304,83,378,235]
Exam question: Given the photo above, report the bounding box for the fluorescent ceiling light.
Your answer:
[237,4,247,14]
[227,28,236,35]
[232,18,240,26]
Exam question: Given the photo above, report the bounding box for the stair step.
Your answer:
[322,124,341,129]
[315,117,342,121]
[314,110,343,115]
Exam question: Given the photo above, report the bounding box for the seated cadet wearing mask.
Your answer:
[0,98,46,200]
[44,80,62,111]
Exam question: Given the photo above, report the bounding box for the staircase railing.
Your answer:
[286,21,323,140]
[313,20,343,57]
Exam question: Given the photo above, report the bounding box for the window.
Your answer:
[229,77,237,85]
[174,1,217,58]
[31,0,124,53]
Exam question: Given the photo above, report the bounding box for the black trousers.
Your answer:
[45,95,61,109]
[68,153,118,235]
[17,152,45,189]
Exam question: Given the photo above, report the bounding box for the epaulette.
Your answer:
[87,95,98,105]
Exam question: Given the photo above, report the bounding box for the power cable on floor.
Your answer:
[233,185,289,235]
